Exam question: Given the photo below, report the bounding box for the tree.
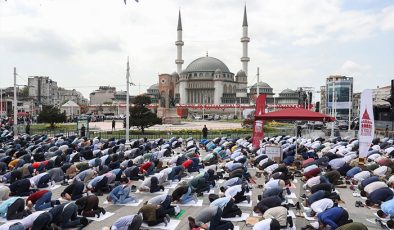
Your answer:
[37,106,67,128]
[129,94,162,133]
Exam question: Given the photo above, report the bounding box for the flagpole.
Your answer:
[126,57,130,142]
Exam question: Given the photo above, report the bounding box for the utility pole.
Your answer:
[125,57,130,142]
[348,85,352,131]
[13,67,18,137]
[256,67,260,98]
[331,81,335,138]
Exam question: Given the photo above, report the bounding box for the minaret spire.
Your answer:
[175,9,184,74]
[241,4,250,76]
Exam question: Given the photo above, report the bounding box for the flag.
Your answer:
[358,89,374,158]
[252,94,266,148]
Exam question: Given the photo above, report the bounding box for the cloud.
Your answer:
[381,6,394,31]
[84,40,123,54]
[339,60,371,76]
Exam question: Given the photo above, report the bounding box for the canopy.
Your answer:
[258,108,336,122]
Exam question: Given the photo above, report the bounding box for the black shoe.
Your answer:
[301,194,307,199]
[131,185,137,192]
[257,195,262,201]
[197,192,203,197]
[295,201,301,210]
[94,210,101,218]
[160,185,165,191]
[99,207,106,215]
[80,217,89,227]
[96,192,103,196]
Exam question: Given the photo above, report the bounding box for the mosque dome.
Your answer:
[183,56,231,73]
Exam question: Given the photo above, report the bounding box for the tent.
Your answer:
[257,108,336,122]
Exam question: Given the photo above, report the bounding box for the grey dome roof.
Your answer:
[184,56,231,73]
[281,88,295,94]
[148,83,159,90]
[236,70,247,77]
[251,81,272,88]
[171,72,179,77]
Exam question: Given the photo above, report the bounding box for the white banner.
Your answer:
[358,89,375,158]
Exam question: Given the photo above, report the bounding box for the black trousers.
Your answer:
[94,176,108,192]
[146,207,166,226]
[222,199,240,218]
[161,195,175,215]
[37,174,51,188]
[128,215,143,230]
[150,177,160,193]
[7,198,26,220]
[210,208,234,230]
[71,181,85,200]
[233,189,247,203]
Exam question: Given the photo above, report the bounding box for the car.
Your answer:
[338,121,349,130]
[222,115,228,120]
[214,114,221,120]
[194,115,202,120]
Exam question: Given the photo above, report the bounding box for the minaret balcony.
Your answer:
[175,60,184,64]
[240,37,250,42]
[175,41,184,46]
[240,57,250,62]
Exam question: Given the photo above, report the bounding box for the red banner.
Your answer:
[252,94,266,148]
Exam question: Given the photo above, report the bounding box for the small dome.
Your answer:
[236,70,247,77]
[281,88,295,94]
[251,81,272,89]
[215,68,222,74]
[171,72,179,78]
[148,83,159,90]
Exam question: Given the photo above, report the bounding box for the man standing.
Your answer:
[80,124,86,137]
[112,119,116,131]
[202,125,208,139]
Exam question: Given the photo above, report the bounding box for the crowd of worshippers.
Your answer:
[289,136,393,230]
[0,124,393,230]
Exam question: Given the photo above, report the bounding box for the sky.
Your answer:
[0,0,393,101]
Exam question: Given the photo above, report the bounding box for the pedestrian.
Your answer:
[25,123,30,135]
[297,125,302,137]
[386,125,389,137]
[80,124,86,137]
[112,119,116,131]
[202,125,208,139]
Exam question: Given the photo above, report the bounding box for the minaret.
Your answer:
[175,10,184,74]
[241,5,250,76]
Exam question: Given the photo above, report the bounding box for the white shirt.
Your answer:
[306,176,321,188]
[364,181,388,194]
[264,163,278,174]
[253,218,273,230]
[225,184,242,198]
[353,171,371,182]
[311,198,333,214]
[373,166,388,177]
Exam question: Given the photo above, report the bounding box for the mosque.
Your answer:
[148,6,255,106]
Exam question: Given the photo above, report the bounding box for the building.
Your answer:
[61,100,80,120]
[320,86,327,114]
[352,92,361,120]
[152,6,250,105]
[57,88,88,106]
[373,85,391,121]
[146,83,159,104]
[325,75,353,120]
[276,89,299,105]
[89,86,116,105]
[249,82,275,105]
[28,76,58,106]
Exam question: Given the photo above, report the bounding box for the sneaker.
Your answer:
[174,205,181,215]
[246,195,251,204]
[192,194,198,203]
[165,214,171,223]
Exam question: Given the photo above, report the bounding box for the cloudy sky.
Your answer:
[0,0,393,101]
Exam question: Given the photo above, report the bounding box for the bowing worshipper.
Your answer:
[317,207,352,229]
[60,180,85,201]
[46,167,64,182]
[107,178,138,204]
[365,187,394,207]
[9,178,35,196]
[138,204,171,227]
[104,214,143,230]
[167,165,185,181]
[172,185,198,204]
[188,206,234,230]
[138,173,166,193]
[253,195,283,215]
[336,222,368,230]
[209,194,242,218]
[87,174,108,196]
[26,190,60,211]
[139,161,155,176]
[0,196,30,220]
[148,194,181,216]
[75,194,106,218]
[29,171,51,188]
[252,218,281,230]
[304,198,334,218]
[360,180,388,197]
[73,168,97,183]
[122,165,145,181]
[188,175,211,196]
[0,186,10,201]
[41,203,89,229]
[1,211,45,230]
[263,206,292,228]
[222,184,250,204]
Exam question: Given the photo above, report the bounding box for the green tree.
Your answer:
[37,106,67,128]
[129,94,162,133]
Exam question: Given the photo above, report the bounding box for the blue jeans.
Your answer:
[35,191,52,211]
[180,187,193,204]
[111,187,137,204]
[61,204,81,228]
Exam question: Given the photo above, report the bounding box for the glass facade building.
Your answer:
[326,75,353,120]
